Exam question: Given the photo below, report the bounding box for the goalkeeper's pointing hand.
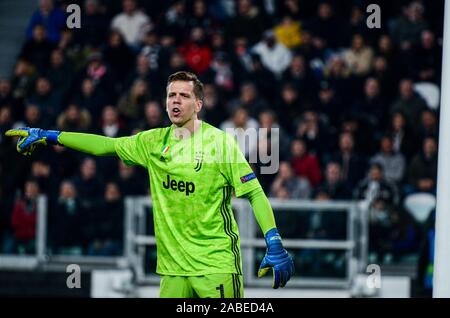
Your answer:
[258,228,295,289]
[4,127,61,156]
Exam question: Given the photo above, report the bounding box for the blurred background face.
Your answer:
[369,165,383,181]
[381,137,393,153]
[82,78,94,96]
[36,78,51,95]
[282,86,298,103]
[194,0,206,16]
[424,138,437,157]
[102,106,118,125]
[318,3,332,19]
[400,80,414,98]
[365,78,380,98]
[105,183,121,201]
[259,112,274,129]
[378,35,392,52]
[279,162,293,179]
[60,181,77,198]
[25,181,39,199]
[421,30,435,48]
[109,31,123,47]
[122,0,136,14]
[51,50,64,67]
[291,55,305,72]
[233,108,248,127]
[291,140,306,157]
[340,133,354,152]
[39,0,53,13]
[393,113,406,130]
[0,80,11,95]
[119,161,134,178]
[145,101,162,124]
[241,84,256,103]
[25,105,41,124]
[421,110,436,129]
[33,25,46,42]
[352,34,364,50]
[81,158,96,179]
[66,104,80,122]
[85,0,98,15]
[326,163,341,184]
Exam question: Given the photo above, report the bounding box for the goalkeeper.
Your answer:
[6,71,294,298]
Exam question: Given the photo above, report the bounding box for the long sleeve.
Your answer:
[244,187,277,235]
[58,132,117,156]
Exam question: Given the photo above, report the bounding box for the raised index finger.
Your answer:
[5,129,29,137]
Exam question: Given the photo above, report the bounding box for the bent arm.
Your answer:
[58,132,117,156]
[244,187,276,235]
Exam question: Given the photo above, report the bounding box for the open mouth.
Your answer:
[172,107,181,116]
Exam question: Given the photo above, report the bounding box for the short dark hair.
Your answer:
[167,71,204,101]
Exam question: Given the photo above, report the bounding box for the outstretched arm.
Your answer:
[5,127,117,156]
[244,187,295,289]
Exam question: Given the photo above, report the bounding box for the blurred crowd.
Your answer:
[0,0,443,278]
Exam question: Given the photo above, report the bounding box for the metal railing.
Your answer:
[125,197,368,289]
[0,195,368,291]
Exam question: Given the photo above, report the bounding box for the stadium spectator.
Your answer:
[11,179,40,254]
[56,103,92,132]
[49,180,84,255]
[274,15,302,49]
[76,0,109,48]
[251,30,292,78]
[227,82,269,118]
[416,109,439,143]
[226,0,268,45]
[102,30,134,85]
[390,1,429,51]
[114,161,148,197]
[46,49,74,101]
[331,132,367,189]
[87,182,124,256]
[178,27,213,75]
[405,137,438,195]
[21,24,55,74]
[26,0,66,44]
[198,84,226,128]
[290,139,322,187]
[342,34,374,77]
[270,161,311,199]
[110,0,152,49]
[354,162,399,209]
[412,30,442,83]
[220,106,259,159]
[117,79,151,126]
[390,78,428,128]
[314,161,351,200]
[370,136,406,183]
[387,111,417,160]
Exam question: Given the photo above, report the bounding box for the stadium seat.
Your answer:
[414,82,440,110]
[403,193,436,224]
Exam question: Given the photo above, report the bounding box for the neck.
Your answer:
[174,118,201,139]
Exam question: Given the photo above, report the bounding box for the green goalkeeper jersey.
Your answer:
[114,121,261,275]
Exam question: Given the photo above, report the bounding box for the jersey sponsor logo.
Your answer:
[240,172,256,184]
[162,174,195,196]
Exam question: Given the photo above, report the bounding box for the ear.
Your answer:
[195,99,203,113]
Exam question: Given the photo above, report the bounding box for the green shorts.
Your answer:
[159,273,244,298]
